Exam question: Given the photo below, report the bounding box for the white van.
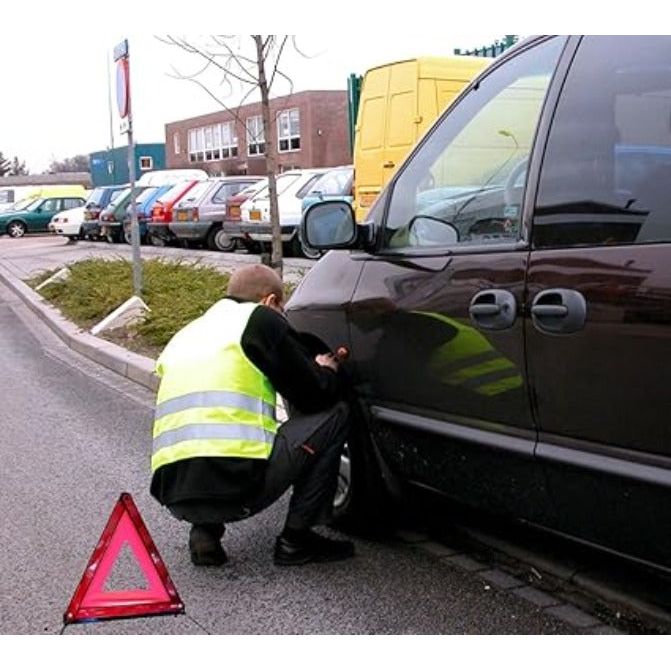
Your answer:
[137,169,208,187]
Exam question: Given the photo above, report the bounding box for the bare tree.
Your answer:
[159,35,304,277]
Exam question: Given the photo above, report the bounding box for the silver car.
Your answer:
[169,176,264,251]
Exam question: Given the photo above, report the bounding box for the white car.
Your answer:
[49,206,86,241]
[239,169,326,254]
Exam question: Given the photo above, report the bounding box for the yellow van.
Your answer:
[3,185,89,212]
[353,56,490,221]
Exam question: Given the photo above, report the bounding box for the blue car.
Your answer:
[121,184,175,244]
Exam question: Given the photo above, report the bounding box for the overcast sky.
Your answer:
[1,0,659,174]
[1,31,509,173]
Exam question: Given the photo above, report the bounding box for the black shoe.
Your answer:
[274,529,355,566]
[189,525,227,567]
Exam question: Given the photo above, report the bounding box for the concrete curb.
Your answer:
[0,262,159,392]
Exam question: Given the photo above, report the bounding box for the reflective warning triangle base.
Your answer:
[64,493,184,624]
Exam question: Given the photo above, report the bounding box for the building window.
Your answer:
[188,128,205,162]
[173,132,181,155]
[220,121,238,158]
[247,116,265,156]
[277,108,300,152]
[139,156,153,171]
[204,126,214,161]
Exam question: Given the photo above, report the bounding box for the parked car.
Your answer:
[221,179,268,253]
[99,186,151,243]
[49,206,86,241]
[0,196,86,237]
[292,35,671,572]
[81,185,127,239]
[147,180,202,246]
[239,169,326,256]
[121,184,175,245]
[298,166,354,259]
[169,176,264,251]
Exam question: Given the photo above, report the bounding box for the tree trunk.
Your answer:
[253,35,283,278]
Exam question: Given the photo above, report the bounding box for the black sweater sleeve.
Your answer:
[241,305,341,414]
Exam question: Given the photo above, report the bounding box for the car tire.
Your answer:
[7,221,26,238]
[207,226,236,252]
[149,233,166,247]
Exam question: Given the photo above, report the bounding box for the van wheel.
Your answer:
[7,221,26,238]
[207,227,236,252]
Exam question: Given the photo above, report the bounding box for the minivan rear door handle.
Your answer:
[469,290,517,330]
[531,289,586,334]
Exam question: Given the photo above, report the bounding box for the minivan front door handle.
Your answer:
[469,290,517,330]
[531,289,586,335]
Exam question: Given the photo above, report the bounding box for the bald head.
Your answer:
[227,264,284,305]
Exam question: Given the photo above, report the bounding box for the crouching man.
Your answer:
[150,264,353,566]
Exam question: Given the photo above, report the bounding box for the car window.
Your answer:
[63,198,83,210]
[382,37,566,251]
[309,169,353,196]
[252,173,300,200]
[158,181,194,204]
[534,36,671,248]
[296,174,325,199]
[110,188,131,206]
[212,181,256,203]
[86,188,106,207]
[175,181,212,206]
[135,187,160,205]
[41,199,61,213]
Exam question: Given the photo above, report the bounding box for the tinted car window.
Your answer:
[534,36,671,248]
[382,37,566,250]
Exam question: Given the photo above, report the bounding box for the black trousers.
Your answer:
[169,401,349,532]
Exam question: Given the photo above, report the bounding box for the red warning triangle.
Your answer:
[64,493,184,624]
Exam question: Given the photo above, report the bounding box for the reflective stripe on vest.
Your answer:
[151,299,278,472]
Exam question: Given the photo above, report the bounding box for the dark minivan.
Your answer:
[291,36,671,573]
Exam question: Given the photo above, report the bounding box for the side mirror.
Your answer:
[407,215,459,247]
[302,200,359,250]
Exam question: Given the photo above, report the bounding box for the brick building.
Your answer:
[165,90,351,176]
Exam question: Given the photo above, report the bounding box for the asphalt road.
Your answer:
[0,280,584,635]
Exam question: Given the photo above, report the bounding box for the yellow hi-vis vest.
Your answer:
[151,299,278,473]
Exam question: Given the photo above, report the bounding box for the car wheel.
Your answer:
[329,412,395,536]
[123,228,132,245]
[207,227,236,252]
[149,233,166,247]
[7,221,26,238]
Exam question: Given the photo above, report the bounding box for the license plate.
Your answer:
[177,211,188,221]
[250,209,262,221]
[229,206,240,218]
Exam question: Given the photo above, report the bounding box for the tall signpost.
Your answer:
[114,39,142,297]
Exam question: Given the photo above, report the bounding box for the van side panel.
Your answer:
[354,57,489,222]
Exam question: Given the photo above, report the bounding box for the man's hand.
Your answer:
[315,353,339,372]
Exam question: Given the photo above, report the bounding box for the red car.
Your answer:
[147,180,201,246]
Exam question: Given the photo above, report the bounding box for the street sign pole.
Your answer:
[115,39,142,297]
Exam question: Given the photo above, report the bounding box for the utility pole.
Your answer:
[114,38,142,297]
